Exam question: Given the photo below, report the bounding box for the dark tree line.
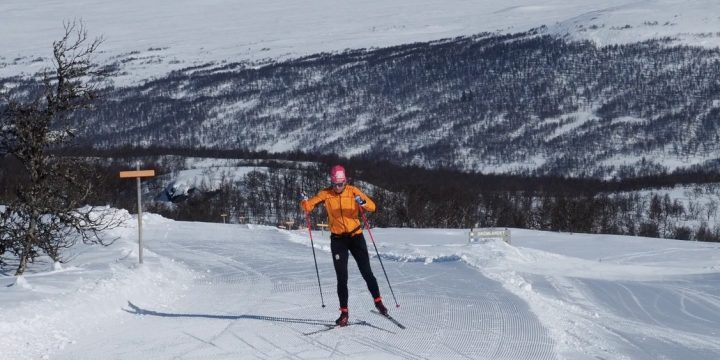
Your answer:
[154,158,720,242]
[7,149,718,243]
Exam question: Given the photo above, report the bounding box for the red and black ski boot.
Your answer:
[374,297,388,316]
[335,307,349,326]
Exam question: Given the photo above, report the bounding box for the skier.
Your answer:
[299,164,388,327]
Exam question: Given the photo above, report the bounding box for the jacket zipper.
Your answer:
[338,188,348,233]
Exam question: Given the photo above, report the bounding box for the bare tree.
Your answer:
[0,21,122,275]
[706,199,718,224]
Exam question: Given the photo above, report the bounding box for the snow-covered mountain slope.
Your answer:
[2,213,719,359]
[69,33,720,177]
[2,0,720,85]
[5,1,720,177]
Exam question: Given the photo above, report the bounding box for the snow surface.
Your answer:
[2,211,719,359]
[3,0,720,85]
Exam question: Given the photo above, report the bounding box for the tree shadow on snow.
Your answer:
[124,301,393,335]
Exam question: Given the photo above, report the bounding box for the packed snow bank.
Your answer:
[284,227,720,280]
[0,210,197,360]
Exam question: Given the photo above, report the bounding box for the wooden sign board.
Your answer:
[119,170,155,178]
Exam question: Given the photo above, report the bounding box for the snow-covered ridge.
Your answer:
[2,0,720,85]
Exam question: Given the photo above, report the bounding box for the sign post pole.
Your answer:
[119,166,156,265]
[136,165,143,263]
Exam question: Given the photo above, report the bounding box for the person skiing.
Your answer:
[299,164,388,327]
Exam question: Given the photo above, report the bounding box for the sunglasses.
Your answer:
[332,182,346,188]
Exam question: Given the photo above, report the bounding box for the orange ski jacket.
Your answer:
[300,184,376,236]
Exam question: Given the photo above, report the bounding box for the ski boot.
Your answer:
[374,296,388,316]
[335,307,349,326]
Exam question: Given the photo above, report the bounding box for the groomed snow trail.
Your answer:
[55,222,556,359]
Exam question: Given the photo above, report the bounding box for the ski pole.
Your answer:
[305,212,326,308]
[359,208,400,308]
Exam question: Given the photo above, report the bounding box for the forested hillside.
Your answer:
[7,149,715,242]
[29,29,719,178]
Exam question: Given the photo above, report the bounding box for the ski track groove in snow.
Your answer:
[554,275,720,359]
[44,223,557,359]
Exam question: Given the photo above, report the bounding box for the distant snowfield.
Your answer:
[2,212,719,359]
[2,0,720,84]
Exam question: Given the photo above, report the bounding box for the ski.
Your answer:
[303,320,367,335]
[303,324,341,335]
[370,310,406,329]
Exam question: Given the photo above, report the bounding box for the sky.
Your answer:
[2,210,719,359]
[3,0,720,85]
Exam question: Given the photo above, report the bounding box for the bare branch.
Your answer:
[0,22,115,275]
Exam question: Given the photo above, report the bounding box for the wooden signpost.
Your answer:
[119,166,156,264]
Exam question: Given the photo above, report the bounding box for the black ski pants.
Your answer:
[330,233,381,308]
